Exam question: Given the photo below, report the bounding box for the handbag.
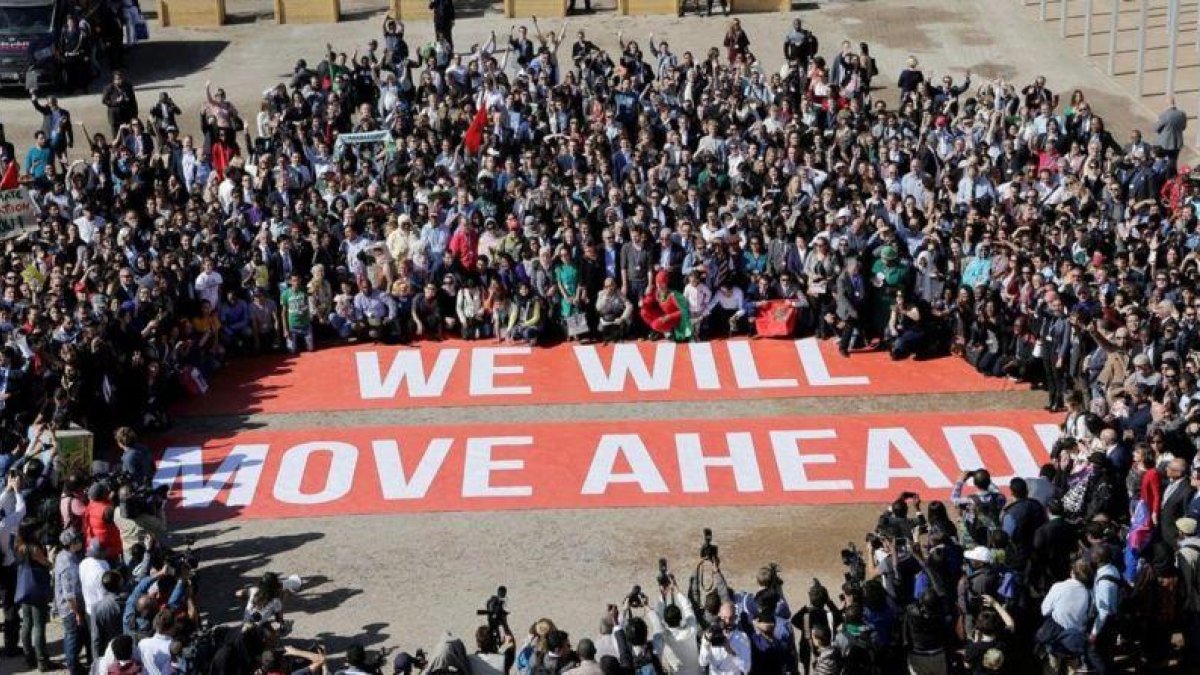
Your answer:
[565,312,588,338]
[14,560,51,606]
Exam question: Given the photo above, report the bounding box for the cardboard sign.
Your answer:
[0,188,36,240]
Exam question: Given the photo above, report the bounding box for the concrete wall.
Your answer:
[158,0,226,27]
[394,0,433,21]
[730,0,787,13]
[504,0,568,18]
[622,0,681,15]
[273,0,341,24]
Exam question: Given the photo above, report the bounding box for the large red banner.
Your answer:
[181,338,1019,416]
[155,410,1059,522]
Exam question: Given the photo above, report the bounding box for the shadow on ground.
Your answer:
[126,40,230,87]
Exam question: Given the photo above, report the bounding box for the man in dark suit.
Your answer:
[1039,292,1072,412]
[1186,468,1200,521]
[834,257,867,356]
[653,227,685,288]
[30,93,72,160]
[429,0,455,49]
[1030,499,1078,595]
[1155,97,1188,170]
[619,226,653,303]
[1162,457,1196,549]
[101,70,138,137]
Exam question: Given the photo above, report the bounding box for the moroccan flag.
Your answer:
[463,101,487,155]
[755,300,798,338]
[0,160,18,190]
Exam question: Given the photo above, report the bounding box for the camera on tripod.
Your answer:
[656,558,672,588]
[699,528,719,562]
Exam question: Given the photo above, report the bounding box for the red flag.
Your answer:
[754,300,799,338]
[463,101,487,155]
[0,160,18,190]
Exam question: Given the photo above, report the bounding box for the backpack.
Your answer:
[1090,571,1132,636]
[837,625,879,675]
[965,493,1002,547]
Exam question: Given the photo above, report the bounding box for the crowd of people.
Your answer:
[0,1,1197,673]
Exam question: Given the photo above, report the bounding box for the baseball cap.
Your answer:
[964,546,993,564]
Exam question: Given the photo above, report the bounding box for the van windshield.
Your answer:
[0,4,53,36]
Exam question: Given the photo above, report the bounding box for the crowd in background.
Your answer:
[0,3,1197,673]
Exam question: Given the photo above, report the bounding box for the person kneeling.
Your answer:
[889,290,933,360]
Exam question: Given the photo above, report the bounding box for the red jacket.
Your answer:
[449,226,479,269]
[83,499,123,561]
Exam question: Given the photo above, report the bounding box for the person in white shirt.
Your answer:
[684,271,712,337]
[707,283,747,335]
[136,608,177,675]
[593,611,620,661]
[647,583,700,675]
[698,602,749,675]
[1037,559,1093,657]
[78,540,110,614]
[73,206,105,245]
[193,258,223,307]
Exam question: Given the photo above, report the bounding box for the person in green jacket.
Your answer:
[869,245,910,340]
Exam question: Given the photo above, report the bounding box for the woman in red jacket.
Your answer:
[83,483,124,564]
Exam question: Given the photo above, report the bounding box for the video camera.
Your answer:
[657,558,672,588]
[699,528,719,562]
[839,542,866,594]
[627,584,648,609]
[704,618,727,647]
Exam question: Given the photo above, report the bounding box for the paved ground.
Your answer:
[0,0,1187,150]
[0,0,1119,670]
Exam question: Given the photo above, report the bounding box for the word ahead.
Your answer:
[187,338,1017,416]
[154,410,1058,522]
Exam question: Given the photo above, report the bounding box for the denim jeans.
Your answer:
[19,603,47,662]
[328,313,353,338]
[62,609,89,674]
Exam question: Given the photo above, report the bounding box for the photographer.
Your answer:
[733,565,793,650]
[951,469,1007,548]
[237,573,288,632]
[689,530,732,629]
[698,602,748,675]
[615,594,665,675]
[646,572,699,675]
[115,482,170,553]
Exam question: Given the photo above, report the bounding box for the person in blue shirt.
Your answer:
[116,427,153,488]
[1087,546,1123,673]
[23,131,53,180]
